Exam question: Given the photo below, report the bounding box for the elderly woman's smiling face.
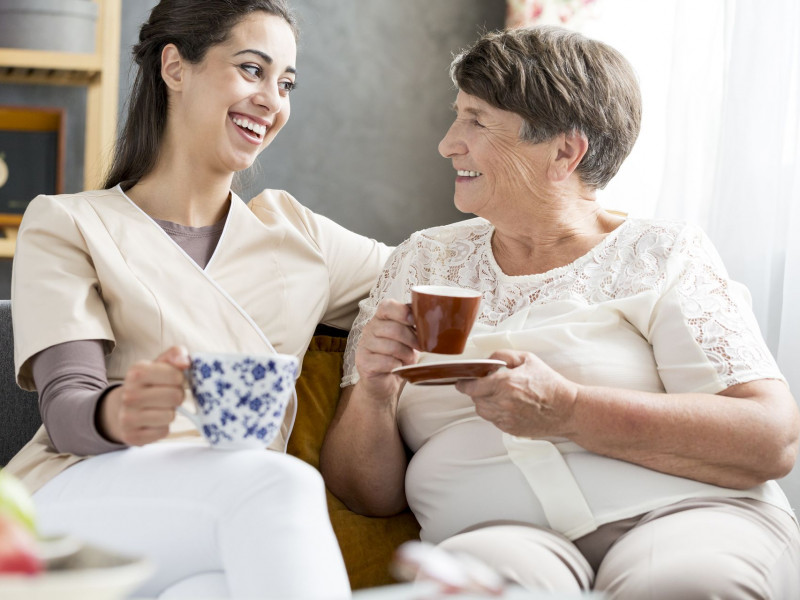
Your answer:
[439,91,555,219]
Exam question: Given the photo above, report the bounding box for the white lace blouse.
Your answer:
[342,217,792,543]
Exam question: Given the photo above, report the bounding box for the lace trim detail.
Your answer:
[343,218,780,388]
[673,232,778,382]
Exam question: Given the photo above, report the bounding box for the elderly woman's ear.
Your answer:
[548,131,589,183]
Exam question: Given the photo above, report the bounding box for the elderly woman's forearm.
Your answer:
[566,379,800,489]
[320,384,409,516]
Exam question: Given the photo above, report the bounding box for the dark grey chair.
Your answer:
[0,299,41,466]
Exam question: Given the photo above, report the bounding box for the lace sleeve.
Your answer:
[341,235,428,387]
[650,224,784,393]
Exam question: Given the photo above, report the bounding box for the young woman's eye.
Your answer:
[279,80,297,94]
[240,63,262,78]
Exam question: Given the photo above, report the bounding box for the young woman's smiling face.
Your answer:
[171,12,297,175]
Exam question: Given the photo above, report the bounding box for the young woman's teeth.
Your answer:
[232,117,266,137]
[457,170,482,177]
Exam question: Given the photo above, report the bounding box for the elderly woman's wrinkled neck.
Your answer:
[490,201,626,277]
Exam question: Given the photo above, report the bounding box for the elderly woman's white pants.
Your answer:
[33,443,351,599]
[438,497,800,599]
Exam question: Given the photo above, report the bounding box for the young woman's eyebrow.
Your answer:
[234,49,296,74]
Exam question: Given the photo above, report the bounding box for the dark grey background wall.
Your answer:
[0,0,505,297]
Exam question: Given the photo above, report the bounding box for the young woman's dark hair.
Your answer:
[103,0,298,190]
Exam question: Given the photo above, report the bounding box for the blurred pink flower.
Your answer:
[507,0,598,27]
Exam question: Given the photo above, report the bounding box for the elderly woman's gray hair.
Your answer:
[450,26,642,190]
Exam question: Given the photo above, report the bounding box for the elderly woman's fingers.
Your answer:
[374,298,415,327]
[362,298,420,353]
[356,300,422,383]
[361,335,419,369]
[455,353,524,397]
[455,351,579,438]
[488,349,529,369]
[366,316,420,352]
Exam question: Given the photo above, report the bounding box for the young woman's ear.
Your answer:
[548,130,589,182]
[160,44,185,91]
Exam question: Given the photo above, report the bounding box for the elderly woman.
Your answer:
[321,26,800,598]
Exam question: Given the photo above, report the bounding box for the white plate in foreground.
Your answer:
[0,543,152,600]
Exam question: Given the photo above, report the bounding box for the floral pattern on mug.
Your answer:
[188,353,299,449]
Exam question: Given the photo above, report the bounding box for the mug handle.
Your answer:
[176,405,202,430]
[405,302,417,330]
[177,366,202,430]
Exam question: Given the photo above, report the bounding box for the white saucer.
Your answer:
[0,543,152,600]
[392,359,507,385]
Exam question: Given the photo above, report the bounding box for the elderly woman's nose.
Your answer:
[438,125,462,158]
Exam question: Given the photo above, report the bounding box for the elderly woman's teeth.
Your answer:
[457,170,483,177]
[232,117,266,137]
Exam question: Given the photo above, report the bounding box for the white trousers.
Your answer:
[33,443,351,599]
[437,498,800,599]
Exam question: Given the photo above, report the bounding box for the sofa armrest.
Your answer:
[0,299,42,467]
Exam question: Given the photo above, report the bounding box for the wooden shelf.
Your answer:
[0,48,103,73]
[0,0,121,257]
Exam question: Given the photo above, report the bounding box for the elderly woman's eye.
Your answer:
[240,64,262,78]
[473,120,485,128]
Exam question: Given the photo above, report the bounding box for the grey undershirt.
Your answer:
[31,218,225,455]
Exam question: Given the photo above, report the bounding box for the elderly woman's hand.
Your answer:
[455,349,580,438]
[355,299,420,400]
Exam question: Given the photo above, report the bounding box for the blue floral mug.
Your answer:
[180,351,300,450]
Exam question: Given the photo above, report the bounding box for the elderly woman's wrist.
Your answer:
[558,377,583,437]
[354,377,401,413]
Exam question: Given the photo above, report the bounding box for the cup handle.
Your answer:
[405,302,417,329]
[176,405,202,430]
[178,367,202,431]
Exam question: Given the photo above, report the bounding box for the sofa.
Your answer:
[0,299,421,590]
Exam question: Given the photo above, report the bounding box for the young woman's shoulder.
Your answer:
[20,188,126,226]
[247,188,298,211]
[246,188,319,230]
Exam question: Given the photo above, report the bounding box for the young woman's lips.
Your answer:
[229,115,267,145]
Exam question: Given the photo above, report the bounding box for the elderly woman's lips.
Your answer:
[456,170,483,183]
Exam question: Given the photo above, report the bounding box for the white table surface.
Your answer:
[353,582,604,599]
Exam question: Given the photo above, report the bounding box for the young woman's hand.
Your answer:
[98,346,191,446]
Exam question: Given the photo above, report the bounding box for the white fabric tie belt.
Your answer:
[503,434,597,539]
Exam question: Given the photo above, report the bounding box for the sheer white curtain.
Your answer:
[582,0,800,505]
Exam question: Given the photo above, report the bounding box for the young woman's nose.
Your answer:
[254,80,283,115]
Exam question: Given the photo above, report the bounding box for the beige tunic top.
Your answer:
[8,186,391,492]
[343,217,794,543]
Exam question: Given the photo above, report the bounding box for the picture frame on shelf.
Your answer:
[0,105,65,227]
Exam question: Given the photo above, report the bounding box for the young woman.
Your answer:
[6,1,390,597]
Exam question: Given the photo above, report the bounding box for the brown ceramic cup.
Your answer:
[410,285,482,354]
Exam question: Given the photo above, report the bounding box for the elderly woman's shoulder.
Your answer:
[400,217,490,248]
[620,217,717,256]
[625,217,705,239]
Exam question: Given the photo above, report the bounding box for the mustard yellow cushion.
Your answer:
[289,335,421,590]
